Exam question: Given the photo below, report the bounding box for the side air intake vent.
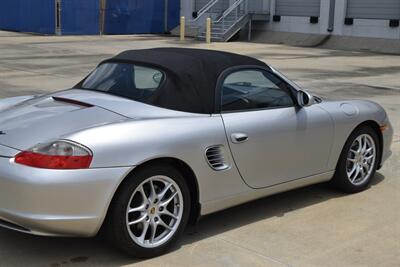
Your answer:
[205,145,229,171]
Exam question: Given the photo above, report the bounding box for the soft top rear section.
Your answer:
[75,48,268,114]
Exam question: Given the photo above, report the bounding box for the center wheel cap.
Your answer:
[150,207,156,215]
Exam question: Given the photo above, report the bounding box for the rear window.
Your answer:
[81,63,165,101]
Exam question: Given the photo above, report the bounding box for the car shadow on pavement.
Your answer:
[0,173,385,266]
[181,173,385,247]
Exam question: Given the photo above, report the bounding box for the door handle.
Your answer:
[231,133,249,144]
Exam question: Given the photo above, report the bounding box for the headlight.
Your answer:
[15,140,93,169]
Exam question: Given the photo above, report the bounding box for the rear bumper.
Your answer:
[0,156,131,237]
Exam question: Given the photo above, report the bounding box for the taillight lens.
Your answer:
[15,140,92,169]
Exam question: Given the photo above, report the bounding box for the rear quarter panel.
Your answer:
[64,115,251,205]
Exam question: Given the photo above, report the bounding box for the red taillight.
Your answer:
[14,140,93,169]
[15,151,92,169]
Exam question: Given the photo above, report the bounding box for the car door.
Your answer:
[220,67,333,189]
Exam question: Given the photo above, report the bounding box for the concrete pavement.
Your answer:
[0,32,399,267]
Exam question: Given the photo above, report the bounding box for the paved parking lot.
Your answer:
[0,31,399,267]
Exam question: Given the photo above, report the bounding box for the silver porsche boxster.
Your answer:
[0,48,393,257]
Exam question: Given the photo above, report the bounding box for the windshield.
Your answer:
[81,63,165,101]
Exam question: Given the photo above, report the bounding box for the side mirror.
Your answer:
[297,90,315,107]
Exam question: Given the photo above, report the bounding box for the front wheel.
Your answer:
[105,164,191,258]
[331,125,380,193]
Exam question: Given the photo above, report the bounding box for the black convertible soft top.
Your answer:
[84,48,268,114]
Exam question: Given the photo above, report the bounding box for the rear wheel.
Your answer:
[106,164,191,258]
[331,125,380,193]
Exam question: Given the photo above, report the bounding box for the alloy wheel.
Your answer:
[346,134,376,186]
[125,175,184,248]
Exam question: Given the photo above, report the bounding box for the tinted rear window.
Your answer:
[81,63,165,102]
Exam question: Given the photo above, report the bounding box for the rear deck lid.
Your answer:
[0,94,127,150]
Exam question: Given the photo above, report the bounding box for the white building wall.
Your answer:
[264,0,330,34]
[180,0,400,40]
[265,0,400,39]
[334,0,400,39]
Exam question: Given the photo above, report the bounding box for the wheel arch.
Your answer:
[342,120,383,169]
[357,120,383,169]
[102,157,201,233]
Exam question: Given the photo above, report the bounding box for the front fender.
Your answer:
[319,99,388,170]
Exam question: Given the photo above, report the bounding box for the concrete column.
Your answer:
[264,0,271,13]
[319,0,331,34]
[180,0,194,19]
[270,0,276,20]
[333,0,347,35]
[327,0,336,32]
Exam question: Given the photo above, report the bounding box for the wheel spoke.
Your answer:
[362,163,369,172]
[158,183,173,201]
[365,155,374,161]
[360,165,365,178]
[349,149,358,154]
[362,136,368,153]
[160,191,178,207]
[149,180,157,202]
[149,222,157,244]
[347,158,357,163]
[128,204,146,214]
[158,218,173,231]
[128,214,147,226]
[138,221,150,243]
[139,185,150,205]
[348,165,357,178]
[365,147,374,155]
[352,166,360,182]
[160,209,178,220]
[356,137,363,153]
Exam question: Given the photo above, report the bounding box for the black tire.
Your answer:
[331,125,380,193]
[105,164,191,258]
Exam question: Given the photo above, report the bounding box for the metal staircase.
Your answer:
[198,0,250,42]
[186,0,269,42]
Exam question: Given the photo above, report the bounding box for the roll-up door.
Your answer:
[347,0,400,20]
[276,0,321,17]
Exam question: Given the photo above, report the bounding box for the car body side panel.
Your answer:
[201,171,334,215]
[222,105,334,189]
[64,115,253,206]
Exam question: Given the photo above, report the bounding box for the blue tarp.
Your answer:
[61,0,100,35]
[167,0,180,32]
[0,0,55,34]
[0,0,180,35]
[104,0,180,34]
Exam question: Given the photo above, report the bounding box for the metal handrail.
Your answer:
[214,0,247,24]
[192,0,220,22]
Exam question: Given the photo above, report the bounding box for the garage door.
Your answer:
[276,0,321,17]
[347,0,400,20]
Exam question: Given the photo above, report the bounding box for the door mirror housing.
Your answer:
[297,90,315,107]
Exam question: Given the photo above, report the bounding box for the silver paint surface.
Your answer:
[0,75,393,237]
